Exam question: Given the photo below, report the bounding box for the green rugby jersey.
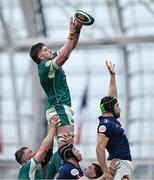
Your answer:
[38,55,71,110]
[18,158,43,179]
[46,151,62,179]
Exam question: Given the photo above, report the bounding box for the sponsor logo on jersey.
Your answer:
[104,119,109,123]
[71,169,79,176]
[45,61,51,67]
[99,125,106,133]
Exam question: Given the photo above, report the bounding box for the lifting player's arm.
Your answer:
[106,61,117,98]
[96,134,113,179]
[41,147,53,167]
[54,18,82,67]
[34,115,58,162]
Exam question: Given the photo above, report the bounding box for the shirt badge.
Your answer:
[104,119,109,123]
[71,169,79,176]
[45,61,51,67]
[99,125,106,133]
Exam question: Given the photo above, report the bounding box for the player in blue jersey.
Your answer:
[46,133,119,179]
[57,143,84,179]
[30,17,82,144]
[56,143,120,179]
[96,61,133,180]
[15,115,58,179]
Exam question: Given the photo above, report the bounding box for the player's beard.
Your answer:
[113,112,120,119]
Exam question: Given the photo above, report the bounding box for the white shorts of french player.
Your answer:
[107,159,133,180]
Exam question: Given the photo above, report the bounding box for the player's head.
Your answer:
[100,96,121,118]
[84,163,103,179]
[58,143,82,162]
[15,147,35,165]
[30,43,55,64]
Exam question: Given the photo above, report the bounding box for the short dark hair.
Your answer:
[15,147,28,165]
[92,163,103,178]
[30,43,45,64]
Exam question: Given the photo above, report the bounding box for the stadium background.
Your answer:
[0,0,154,179]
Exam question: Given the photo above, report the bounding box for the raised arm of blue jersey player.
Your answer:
[106,61,117,98]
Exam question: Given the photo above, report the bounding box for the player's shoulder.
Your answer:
[38,60,51,67]
[98,116,112,124]
[59,163,70,174]
[97,117,114,133]
[18,161,31,177]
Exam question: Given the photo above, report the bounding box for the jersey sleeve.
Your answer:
[41,59,60,79]
[18,158,40,179]
[97,123,113,137]
[51,50,60,71]
[29,157,40,173]
[39,51,60,78]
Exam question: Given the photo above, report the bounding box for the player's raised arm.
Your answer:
[72,20,82,50]
[55,18,82,67]
[34,115,58,162]
[106,61,117,98]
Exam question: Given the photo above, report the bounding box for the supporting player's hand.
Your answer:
[59,132,75,146]
[99,171,113,180]
[50,115,59,129]
[109,159,120,176]
[106,61,115,75]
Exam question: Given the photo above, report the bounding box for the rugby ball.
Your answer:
[74,10,94,26]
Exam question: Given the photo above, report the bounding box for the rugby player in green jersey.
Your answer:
[46,132,74,179]
[15,115,58,179]
[30,17,82,144]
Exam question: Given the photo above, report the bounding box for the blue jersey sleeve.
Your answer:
[97,123,113,137]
